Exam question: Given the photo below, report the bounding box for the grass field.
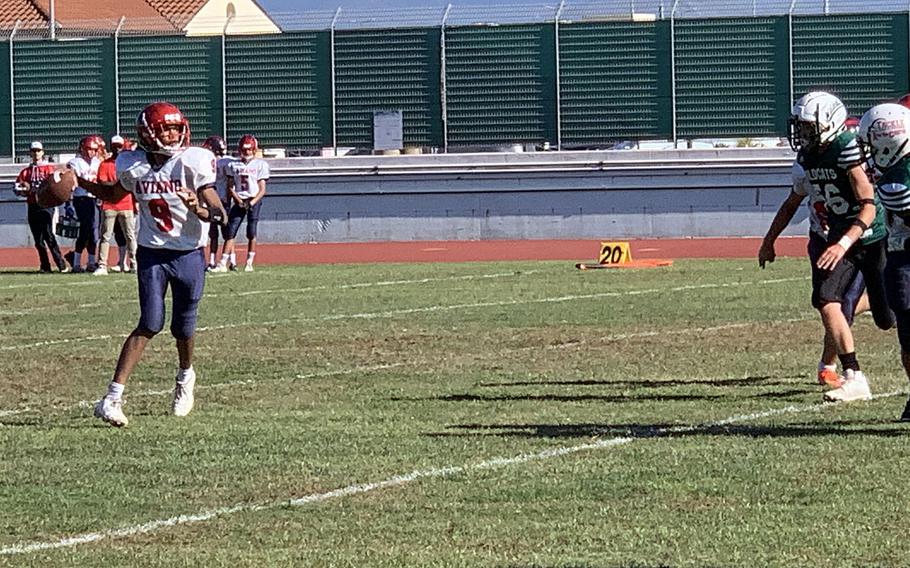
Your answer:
[2,258,910,567]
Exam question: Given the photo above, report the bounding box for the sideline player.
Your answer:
[787,91,894,402]
[857,103,910,420]
[759,161,868,388]
[66,135,103,272]
[214,134,269,272]
[14,141,66,272]
[73,101,227,427]
[201,135,233,271]
[94,135,138,275]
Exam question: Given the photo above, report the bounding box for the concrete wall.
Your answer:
[0,148,806,247]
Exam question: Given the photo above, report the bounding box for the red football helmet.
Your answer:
[237,134,258,161]
[202,135,227,156]
[136,101,190,157]
[79,135,102,157]
[898,94,910,110]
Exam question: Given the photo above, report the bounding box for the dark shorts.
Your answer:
[812,236,894,330]
[226,200,262,240]
[886,250,910,351]
[807,232,865,324]
[208,198,230,240]
[136,246,206,339]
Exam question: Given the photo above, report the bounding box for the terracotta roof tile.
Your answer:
[0,0,47,30]
[143,0,208,28]
[30,0,178,31]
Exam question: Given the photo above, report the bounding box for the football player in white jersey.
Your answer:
[214,134,269,272]
[66,135,103,272]
[202,135,234,270]
[73,101,227,427]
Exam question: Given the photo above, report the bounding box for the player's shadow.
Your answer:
[478,375,803,389]
[427,393,725,403]
[0,269,57,275]
[426,419,908,440]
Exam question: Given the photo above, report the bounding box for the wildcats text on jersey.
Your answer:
[136,179,184,195]
[807,168,838,182]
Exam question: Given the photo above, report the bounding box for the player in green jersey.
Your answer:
[789,91,895,403]
[857,102,910,420]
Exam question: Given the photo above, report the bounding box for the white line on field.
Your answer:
[2,390,901,557]
[0,279,133,291]
[0,270,543,316]
[0,276,809,351]
[0,269,534,317]
[0,363,404,419]
[0,315,819,419]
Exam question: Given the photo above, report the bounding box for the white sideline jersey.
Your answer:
[215,156,236,201]
[68,156,101,198]
[791,161,828,238]
[117,146,217,251]
[225,158,270,200]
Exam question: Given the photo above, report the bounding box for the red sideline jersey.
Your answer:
[16,162,56,206]
[97,157,135,212]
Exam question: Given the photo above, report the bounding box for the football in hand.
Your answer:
[36,169,77,208]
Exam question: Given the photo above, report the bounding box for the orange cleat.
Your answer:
[817,368,844,389]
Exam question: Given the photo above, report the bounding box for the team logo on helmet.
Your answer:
[858,103,910,171]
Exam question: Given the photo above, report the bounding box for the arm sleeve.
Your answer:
[879,183,910,212]
[837,138,864,170]
[791,162,810,197]
[188,149,216,191]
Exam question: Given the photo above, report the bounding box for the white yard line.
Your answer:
[0,270,543,316]
[3,276,807,350]
[0,363,405,419]
[1,390,901,557]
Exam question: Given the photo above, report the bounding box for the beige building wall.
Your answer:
[184,0,279,36]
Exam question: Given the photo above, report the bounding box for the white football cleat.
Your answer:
[172,368,196,417]
[823,369,872,403]
[209,263,228,273]
[94,397,128,427]
[244,263,254,273]
[93,266,108,276]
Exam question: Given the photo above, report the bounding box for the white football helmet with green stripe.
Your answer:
[788,91,848,152]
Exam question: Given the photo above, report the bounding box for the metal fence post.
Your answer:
[554,0,565,150]
[788,0,797,107]
[670,0,679,143]
[114,16,124,134]
[440,4,451,153]
[330,8,340,156]
[222,7,235,140]
[9,20,19,159]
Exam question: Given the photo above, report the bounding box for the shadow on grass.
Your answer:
[427,419,910,439]
[478,375,804,389]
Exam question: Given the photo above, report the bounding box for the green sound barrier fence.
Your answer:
[0,14,907,158]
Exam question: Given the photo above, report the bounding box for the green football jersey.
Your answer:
[797,130,886,245]
[875,155,910,252]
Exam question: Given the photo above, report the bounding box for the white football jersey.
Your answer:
[225,158,270,200]
[791,161,828,238]
[68,156,101,198]
[215,156,236,201]
[117,146,217,251]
